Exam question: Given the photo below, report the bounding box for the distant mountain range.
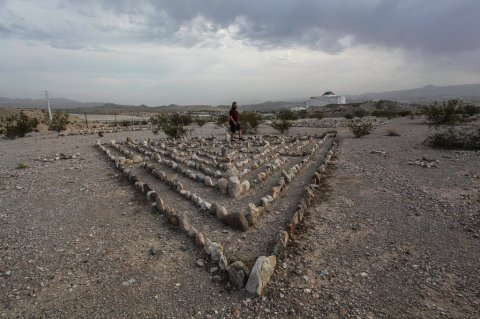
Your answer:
[347,84,480,103]
[1,84,479,112]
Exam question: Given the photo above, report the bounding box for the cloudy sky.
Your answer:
[1,0,479,105]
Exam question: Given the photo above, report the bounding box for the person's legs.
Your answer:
[230,122,236,140]
[237,123,242,139]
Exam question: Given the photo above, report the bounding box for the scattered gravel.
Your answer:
[1,118,479,318]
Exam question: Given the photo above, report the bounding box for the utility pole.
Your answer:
[44,90,52,120]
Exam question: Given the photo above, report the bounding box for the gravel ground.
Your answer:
[1,117,479,318]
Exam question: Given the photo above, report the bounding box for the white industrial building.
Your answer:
[307,91,346,108]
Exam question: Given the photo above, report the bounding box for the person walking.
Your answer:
[229,101,242,141]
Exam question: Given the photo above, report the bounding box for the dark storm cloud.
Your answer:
[94,0,480,53]
[2,0,480,54]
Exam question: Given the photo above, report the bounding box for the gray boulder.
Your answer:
[245,256,277,296]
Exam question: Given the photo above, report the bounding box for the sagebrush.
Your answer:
[150,113,188,139]
[348,119,375,138]
[4,111,39,138]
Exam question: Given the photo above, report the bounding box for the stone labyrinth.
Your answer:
[96,133,337,295]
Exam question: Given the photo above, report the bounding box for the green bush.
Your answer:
[4,111,39,138]
[348,119,374,138]
[460,104,480,116]
[47,111,69,134]
[216,114,229,127]
[398,110,412,117]
[344,113,354,120]
[371,109,397,119]
[240,111,263,133]
[271,119,292,134]
[427,127,480,150]
[423,100,464,125]
[277,110,298,121]
[121,120,132,127]
[195,118,207,127]
[309,111,324,119]
[150,113,188,139]
[15,162,30,169]
[353,109,368,118]
[297,109,308,119]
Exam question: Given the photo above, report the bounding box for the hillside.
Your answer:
[348,84,480,103]
[1,83,479,113]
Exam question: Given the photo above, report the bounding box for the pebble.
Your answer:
[122,278,136,286]
[196,259,205,267]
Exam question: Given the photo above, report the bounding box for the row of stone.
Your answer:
[124,139,263,199]
[141,142,226,178]
[292,118,391,128]
[240,137,338,295]
[96,139,276,295]
[62,125,148,136]
[137,160,251,231]
[245,136,330,227]
[245,136,322,182]
[272,139,337,261]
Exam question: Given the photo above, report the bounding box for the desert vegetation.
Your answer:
[2,111,39,138]
[150,113,189,139]
[347,119,375,137]
[47,111,70,135]
[239,111,263,133]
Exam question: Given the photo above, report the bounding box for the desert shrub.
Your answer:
[176,114,193,126]
[47,111,69,134]
[121,120,132,127]
[353,109,368,118]
[271,119,292,134]
[386,129,401,136]
[423,100,464,125]
[297,109,308,119]
[372,109,397,119]
[195,118,207,127]
[398,110,412,117]
[460,104,480,116]
[277,110,298,121]
[344,113,354,120]
[150,113,188,139]
[426,127,480,150]
[141,120,148,125]
[348,119,374,138]
[309,111,324,119]
[240,111,263,133]
[216,114,229,127]
[4,111,39,138]
[15,162,30,169]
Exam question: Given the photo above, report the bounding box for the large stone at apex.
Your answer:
[245,256,277,296]
[227,261,249,288]
[228,176,242,198]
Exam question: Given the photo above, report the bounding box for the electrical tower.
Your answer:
[44,90,52,120]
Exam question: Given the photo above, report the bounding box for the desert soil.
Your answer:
[1,117,479,318]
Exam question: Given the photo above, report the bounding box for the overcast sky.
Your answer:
[0,0,479,105]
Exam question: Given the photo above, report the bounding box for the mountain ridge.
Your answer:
[1,83,479,111]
